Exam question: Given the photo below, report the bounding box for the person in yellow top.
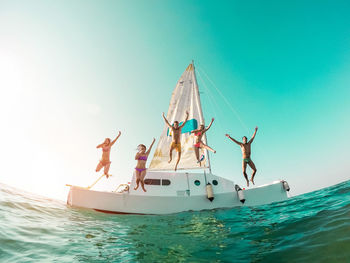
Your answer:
[96,131,121,178]
[162,111,189,171]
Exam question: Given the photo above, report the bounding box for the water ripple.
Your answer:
[0,181,349,262]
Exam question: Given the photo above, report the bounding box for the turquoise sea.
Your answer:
[0,180,349,263]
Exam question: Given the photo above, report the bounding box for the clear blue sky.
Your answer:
[1,0,349,199]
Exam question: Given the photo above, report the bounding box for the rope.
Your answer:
[87,174,107,189]
[65,174,109,190]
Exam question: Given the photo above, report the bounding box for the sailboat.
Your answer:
[66,62,290,215]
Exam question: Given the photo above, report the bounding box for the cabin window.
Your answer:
[194,180,201,186]
[212,180,218,186]
[144,179,170,186]
[144,179,161,185]
[162,179,171,186]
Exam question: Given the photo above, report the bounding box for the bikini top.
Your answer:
[138,155,148,161]
[102,146,110,152]
[195,131,202,136]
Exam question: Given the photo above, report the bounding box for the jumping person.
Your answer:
[191,118,216,166]
[225,126,258,187]
[162,111,189,171]
[96,131,121,178]
[134,138,156,192]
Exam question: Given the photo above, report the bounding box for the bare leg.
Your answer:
[194,147,201,165]
[134,179,140,190]
[248,160,257,185]
[140,170,147,192]
[168,147,174,163]
[202,143,216,153]
[96,161,103,172]
[134,171,140,190]
[242,161,249,187]
[104,163,111,178]
[175,151,181,171]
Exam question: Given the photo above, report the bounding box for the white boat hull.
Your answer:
[67,172,289,215]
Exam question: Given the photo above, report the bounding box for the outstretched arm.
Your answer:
[179,111,189,129]
[96,143,104,148]
[249,127,258,144]
[146,138,156,155]
[225,134,242,146]
[162,112,172,128]
[204,118,214,133]
[110,131,121,146]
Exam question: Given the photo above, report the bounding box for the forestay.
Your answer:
[149,63,210,171]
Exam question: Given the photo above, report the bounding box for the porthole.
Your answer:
[194,180,201,186]
[212,180,218,186]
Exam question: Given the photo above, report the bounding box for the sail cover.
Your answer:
[149,63,210,171]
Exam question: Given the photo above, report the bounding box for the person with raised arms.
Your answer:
[96,131,121,178]
[134,138,156,192]
[225,126,258,187]
[162,111,189,171]
[191,118,216,166]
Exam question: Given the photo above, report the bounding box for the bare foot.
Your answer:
[142,187,147,192]
[174,165,178,171]
[214,151,216,153]
[250,178,255,185]
[134,185,139,190]
[168,158,172,163]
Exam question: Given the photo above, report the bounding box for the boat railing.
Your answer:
[113,184,130,193]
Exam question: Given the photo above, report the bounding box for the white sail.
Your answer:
[149,62,210,171]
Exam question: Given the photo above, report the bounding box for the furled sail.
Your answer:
[149,62,210,171]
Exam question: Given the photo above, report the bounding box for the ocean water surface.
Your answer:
[0,180,349,262]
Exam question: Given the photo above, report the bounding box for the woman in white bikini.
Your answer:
[134,138,156,192]
[96,131,121,178]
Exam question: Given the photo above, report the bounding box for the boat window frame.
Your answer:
[162,179,171,186]
[144,179,171,186]
[144,179,161,185]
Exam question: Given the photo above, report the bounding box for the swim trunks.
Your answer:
[243,158,251,163]
[171,142,181,152]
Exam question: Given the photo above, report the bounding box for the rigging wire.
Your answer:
[197,66,250,133]
[197,65,267,156]
[196,70,226,133]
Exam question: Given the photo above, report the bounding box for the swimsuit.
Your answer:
[102,146,110,152]
[138,155,148,161]
[171,142,181,152]
[194,131,202,148]
[194,142,201,148]
[243,158,251,163]
[135,167,146,172]
[135,155,147,172]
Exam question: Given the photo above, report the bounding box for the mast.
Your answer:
[192,60,212,173]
